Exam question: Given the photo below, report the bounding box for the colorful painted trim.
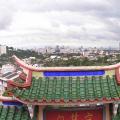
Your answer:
[44,70,105,77]
[2,101,23,106]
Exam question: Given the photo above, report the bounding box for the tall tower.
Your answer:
[0,45,7,55]
[119,42,120,51]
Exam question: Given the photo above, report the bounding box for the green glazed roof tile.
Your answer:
[0,106,31,120]
[11,75,120,103]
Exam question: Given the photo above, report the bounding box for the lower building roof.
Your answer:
[10,75,120,104]
[0,105,31,120]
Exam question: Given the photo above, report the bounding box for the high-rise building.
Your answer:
[0,45,7,55]
[55,45,60,53]
[119,42,120,51]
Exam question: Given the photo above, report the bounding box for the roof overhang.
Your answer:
[15,97,120,106]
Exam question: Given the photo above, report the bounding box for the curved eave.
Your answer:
[15,97,120,106]
[13,55,120,71]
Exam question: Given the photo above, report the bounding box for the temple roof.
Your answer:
[0,105,31,120]
[10,75,120,105]
[6,56,120,105]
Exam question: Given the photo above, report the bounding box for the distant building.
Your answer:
[0,45,7,55]
[0,71,19,95]
[55,45,60,53]
[1,64,15,74]
[119,42,120,51]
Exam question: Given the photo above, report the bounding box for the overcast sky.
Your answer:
[0,0,120,48]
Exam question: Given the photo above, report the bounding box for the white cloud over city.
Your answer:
[0,0,120,48]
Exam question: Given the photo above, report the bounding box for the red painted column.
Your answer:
[105,104,110,120]
[37,106,45,120]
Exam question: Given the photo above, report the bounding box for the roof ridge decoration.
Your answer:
[115,67,120,85]
[13,55,120,71]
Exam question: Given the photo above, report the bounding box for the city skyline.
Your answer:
[0,0,120,48]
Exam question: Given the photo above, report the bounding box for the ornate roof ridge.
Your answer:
[13,55,120,71]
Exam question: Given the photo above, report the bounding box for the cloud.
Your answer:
[0,0,16,30]
[13,0,111,12]
[0,0,120,48]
